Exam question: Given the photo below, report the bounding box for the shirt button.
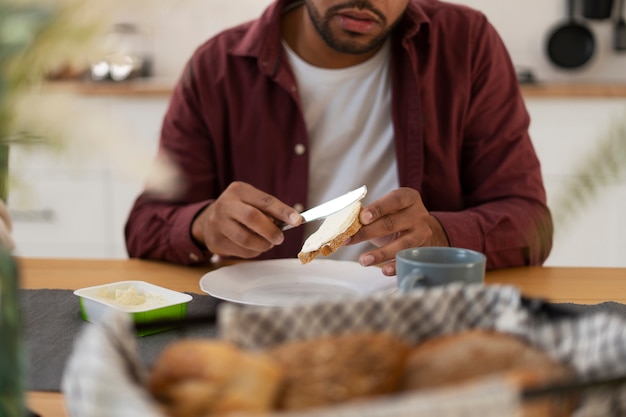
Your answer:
[294,143,306,155]
[294,203,304,212]
[189,253,200,262]
[291,85,297,92]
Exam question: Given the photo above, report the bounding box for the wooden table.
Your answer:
[19,257,626,417]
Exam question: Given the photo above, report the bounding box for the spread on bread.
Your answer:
[298,199,364,264]
[148,330,577,417]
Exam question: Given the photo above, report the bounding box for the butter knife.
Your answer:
[281,185,367,231]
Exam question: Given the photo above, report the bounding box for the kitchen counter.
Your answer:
[43,79,626,98]
[520,83,626,98]
[42,78,176,97]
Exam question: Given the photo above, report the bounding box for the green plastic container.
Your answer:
[74,280,192,336]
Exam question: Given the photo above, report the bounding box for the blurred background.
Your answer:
[5,0,626,267]
[80,0,626,83]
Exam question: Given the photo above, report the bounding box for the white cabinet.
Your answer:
[8,94,169,259]
[525,98,626,267]
[9,168,109,258]
[106,97,170,258]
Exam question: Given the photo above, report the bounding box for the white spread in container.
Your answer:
[96,285,167,309]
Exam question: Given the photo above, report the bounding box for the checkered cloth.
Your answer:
[218,283,526,349]
[62,284,626,417]
[62,313,164,417]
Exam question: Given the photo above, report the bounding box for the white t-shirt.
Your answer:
[283,40,399,261]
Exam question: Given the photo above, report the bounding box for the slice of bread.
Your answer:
[298,200,363,264]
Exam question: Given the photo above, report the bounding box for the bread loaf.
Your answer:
[298,200,363,264]
[267,332,411,411]
[401,329,577,417]
[148,340,283,417]
[402,329,572,390]
[148,330,577,417]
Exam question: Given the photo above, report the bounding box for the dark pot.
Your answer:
[546,0,596,69]
[583,0,615,19]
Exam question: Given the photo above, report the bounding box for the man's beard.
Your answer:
[305,0,394,55]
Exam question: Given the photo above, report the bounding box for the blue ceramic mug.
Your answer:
[396,247,486,293]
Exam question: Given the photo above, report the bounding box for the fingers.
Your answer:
[349,188,440,270]
[233,182,302,231]
[352,188,428,245]
[0,201,15,251]
[0,200,12,232]
[381,261,396,276]
[193,182,303,258]
[0,217,15,251]
[359,188,419,226]
[359,229,431,267]
[205,219,280,258]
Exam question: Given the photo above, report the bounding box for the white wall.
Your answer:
[116,0,626,83]
[115,0,273,79]
[453,0,626,83]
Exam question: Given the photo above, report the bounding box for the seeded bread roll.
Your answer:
[402,329,572,390]
[298,200,363,264]
[402,329,577,417]
[266,332,411,411]
[148,340,283,417]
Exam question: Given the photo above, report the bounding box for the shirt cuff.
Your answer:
[170,200,212,264]
[430,211,484,253]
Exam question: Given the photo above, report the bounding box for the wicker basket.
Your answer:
[62,284,626,417]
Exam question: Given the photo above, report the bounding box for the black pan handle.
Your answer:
[616,0,625,21]
[567,0,576,19]
[615,0,626,51]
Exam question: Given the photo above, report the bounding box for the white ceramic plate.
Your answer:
[199,259,397,307]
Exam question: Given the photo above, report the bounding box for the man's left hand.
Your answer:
[347,187,449,276]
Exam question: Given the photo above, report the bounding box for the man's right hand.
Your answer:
[191,182,302,258]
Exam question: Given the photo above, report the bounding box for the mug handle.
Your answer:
[399,270,425,293]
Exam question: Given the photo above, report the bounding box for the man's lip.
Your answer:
[339,9,378,22]
[334,9,380,34]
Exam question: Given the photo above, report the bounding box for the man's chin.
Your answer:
[324,29,386,54]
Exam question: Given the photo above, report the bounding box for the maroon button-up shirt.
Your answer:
[125,0,553,269]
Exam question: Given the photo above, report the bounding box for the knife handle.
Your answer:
[274,219,294,231]
[280,223,294,231]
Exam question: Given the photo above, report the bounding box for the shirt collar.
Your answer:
[401,1,431,41]
[230,0,431,75]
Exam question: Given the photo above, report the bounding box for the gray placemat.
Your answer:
[20,289,221,392]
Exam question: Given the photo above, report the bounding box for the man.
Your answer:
[125,0,553,275]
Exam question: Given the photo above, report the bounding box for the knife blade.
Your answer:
[281,185,367,231]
